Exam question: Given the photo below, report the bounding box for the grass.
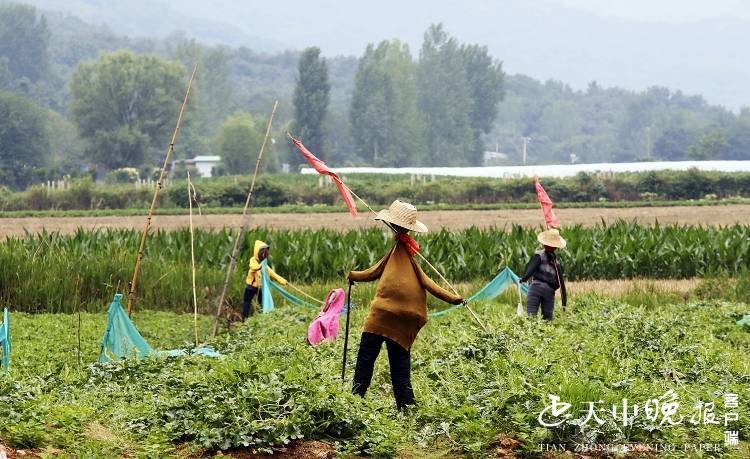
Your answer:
[1,284,749,457]
[1,198,749,218]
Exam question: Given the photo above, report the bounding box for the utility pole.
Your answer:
[522,136,531,164]
[646,127,651,160]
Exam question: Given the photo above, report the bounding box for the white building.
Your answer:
[188,156,221,178]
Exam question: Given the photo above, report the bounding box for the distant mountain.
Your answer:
[19,0,750,110]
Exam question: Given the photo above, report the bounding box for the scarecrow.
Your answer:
[348,200,464,410]
[243,240,287,320]
[520,228,567,320]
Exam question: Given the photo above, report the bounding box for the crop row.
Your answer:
[1,221,749,313]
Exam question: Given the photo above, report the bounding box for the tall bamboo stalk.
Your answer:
[212,101,278,336]
[187,171,199,347]
[126,64,198,316]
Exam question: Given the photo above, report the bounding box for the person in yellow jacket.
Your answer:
[243,240,287,320]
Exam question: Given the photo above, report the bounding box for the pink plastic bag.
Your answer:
[307,288,346,346]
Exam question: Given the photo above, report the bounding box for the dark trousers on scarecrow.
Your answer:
[352,332,415,409]
[527,281,555,320]
[242,285,263,320]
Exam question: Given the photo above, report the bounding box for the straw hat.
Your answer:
[375,200,428,233]
[537,228,566,249]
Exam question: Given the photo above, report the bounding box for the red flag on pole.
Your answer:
[290,137,358,216]
[534,177,559,228]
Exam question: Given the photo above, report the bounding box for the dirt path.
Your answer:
[1,205,749,237]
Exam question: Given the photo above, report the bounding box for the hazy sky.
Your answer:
[553,0,750,22]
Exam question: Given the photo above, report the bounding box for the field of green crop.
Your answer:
[1,287,749,457]
[1,221,749,457]
[1,222,750,314]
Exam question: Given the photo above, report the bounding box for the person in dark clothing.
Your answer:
[520,228,567,320]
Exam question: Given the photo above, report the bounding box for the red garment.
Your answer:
[291,137,358,216]
[534,178,560,228]
[395,233,420,256]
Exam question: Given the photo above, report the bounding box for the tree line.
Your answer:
[0,2,749,191]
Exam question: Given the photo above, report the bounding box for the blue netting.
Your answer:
[430,267,527,318]
[260,259,317,312]
[738,314,750,328]
[1,308,10,371]
[99,294,220,362]
[99,294,154,362]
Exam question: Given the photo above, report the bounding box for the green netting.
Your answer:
[1,308,10,371]
[430,267,527,318]
[99,294,154,362]
[99,294,220,362]
[260,259,317,313]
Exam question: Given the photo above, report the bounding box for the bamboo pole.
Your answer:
[188,171,199,347]
[212,101,279,336]
[126,64,198,316]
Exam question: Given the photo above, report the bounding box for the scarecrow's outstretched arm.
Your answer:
[348,251,390,283]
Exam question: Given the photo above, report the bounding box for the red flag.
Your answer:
[534,178,560,228]
[291,137,358,216]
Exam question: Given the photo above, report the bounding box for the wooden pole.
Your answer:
[341,281,353,382]
[212,101,279,336]
[127,64,198,316]
[188,171,199,347]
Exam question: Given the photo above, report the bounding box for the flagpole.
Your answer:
[534,177,564,312]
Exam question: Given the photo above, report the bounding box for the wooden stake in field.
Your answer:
[212,101,279,336]
[126,64,198,317]
[187,171,200,347]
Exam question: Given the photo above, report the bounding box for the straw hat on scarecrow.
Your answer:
[375,200,428,233]
[537,228,566,249]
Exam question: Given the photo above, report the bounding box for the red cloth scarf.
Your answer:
[395,233,420,257]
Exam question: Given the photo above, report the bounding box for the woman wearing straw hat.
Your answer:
[348,200,464,410]
[519,228,567,320]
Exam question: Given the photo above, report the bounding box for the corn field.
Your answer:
[1,221,749,313]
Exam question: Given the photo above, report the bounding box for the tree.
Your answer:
[686,129,729,160]
[417,24,474,166]
[0,3,50,82]
[290,47,330,168]
[725,108,750,160]
[172,38,234,158]
[69,50,186,171]
[0,91,49,189]
[460,43,504,164]
[215,112,264,175]
[350,40,425,166]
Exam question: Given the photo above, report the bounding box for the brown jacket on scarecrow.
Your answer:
[348,200,463,409]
